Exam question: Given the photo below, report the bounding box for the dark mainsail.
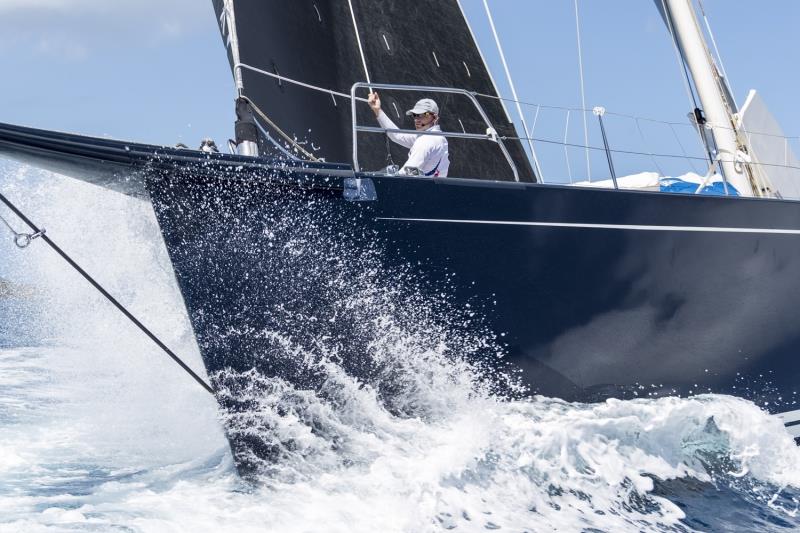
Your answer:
[212,0,536,182]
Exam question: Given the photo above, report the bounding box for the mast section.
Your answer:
[661,0,755,196]
[220,0,244,94]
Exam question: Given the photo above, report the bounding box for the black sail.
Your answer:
[212,0,536,182]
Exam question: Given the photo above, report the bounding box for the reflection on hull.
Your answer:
[146,168,800,422]
[1,121,798,468]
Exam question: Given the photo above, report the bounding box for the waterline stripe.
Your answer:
[376,217,800,235]
[754,409,800,437]
[776,408,800,424]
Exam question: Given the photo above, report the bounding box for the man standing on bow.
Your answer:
[368,92,450,177]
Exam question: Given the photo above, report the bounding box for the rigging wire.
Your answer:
[497,133,800,172]
[0,209,44,248]
[698,0,752,197]
[0,210,21,238]
[634,117,667,176]
[474,89,800,139]
[531,104,541,134]
[347,0,372,85]
[234,62,799,142]
[253,119,302,161]
[573,0,591,180]
[516,135,798,173]
[697,0,737,109]
[346,2,392,166]
[239,94,319,161]
[668,122,703,173]
[481,0,544,180]
[662,0,732,168]
[530,104,544,177]
[0,190,215,396]
[233,60,800,177]
[659,0,701,112]
[563,110,573,182]
[236,63,359,101]
[455,0,513,121]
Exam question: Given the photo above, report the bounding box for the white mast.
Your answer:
[662,0,754,196]
[221,0,244,94]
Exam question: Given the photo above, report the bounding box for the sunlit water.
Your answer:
[1,162,799,532]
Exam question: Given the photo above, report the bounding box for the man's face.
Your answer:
[412,112,436,131]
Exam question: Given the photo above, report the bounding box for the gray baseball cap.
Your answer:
[406,98,439,116]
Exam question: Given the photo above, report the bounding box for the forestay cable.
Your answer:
[347,0,372,85]
[0,190,215,396]
[482,0,544,181]
[697,0,736,109]
[573,0,591,180]
[564,110,573,182]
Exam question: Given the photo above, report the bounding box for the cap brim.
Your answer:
[405,107,427,116]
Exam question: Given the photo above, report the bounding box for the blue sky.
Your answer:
[0,0,797,181]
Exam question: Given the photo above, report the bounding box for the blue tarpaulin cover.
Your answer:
[659,178,739,196]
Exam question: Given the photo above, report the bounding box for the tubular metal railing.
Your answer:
[350,82,520,181]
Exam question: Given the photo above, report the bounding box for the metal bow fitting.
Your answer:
[1,211,45,249]
[14,229,46,249]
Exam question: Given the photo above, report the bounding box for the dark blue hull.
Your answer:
[2,121,799,472]
[145,166,800,412]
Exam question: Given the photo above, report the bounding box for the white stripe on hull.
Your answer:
[768,410,799,438]
[378,216,800,437]
[776,408,800,424]
[377,217,800,235]
[776,407,800,437]
[786,425,800,439]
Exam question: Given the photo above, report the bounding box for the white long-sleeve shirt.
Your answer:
[377,111,450,177]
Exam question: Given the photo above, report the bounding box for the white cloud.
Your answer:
[35,37,89,61]
[0,0,109,13]
[0,0,201,15]
[0,0,66,10]
[0,0,212,59]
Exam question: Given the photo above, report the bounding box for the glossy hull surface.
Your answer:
[145,168,800,413]
[2,123,799,470]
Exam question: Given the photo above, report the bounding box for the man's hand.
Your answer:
[368,92,381,117]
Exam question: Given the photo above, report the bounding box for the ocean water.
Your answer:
[1,162,800,532]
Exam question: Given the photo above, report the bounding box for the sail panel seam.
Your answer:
[455,0,512,121]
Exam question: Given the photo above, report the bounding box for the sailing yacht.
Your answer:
[1,0,799,473]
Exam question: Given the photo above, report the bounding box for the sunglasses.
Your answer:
[411,112,432,119]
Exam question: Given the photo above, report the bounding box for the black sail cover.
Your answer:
[212,0,536,182]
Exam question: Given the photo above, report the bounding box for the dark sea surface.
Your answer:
[1,161,799,532]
